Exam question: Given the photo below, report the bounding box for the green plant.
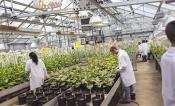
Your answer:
[150,44,166,60]
[46,54,119,91]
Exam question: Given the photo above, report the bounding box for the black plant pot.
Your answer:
[57,95,66,106]
[83,92,91,103]
[42,84,50,90]
[92,86,103,93]
[104,86,112,93]
[37,95,44,100]
[80,84,90,92]
[36,87,43,92]
[75,91,82,100]
[31,99,38,106]
[35,91,43,96]
[61,86,68,91]
[26,90,34,96]
[67,95,76,106]
[96,92,105,101]
[18,94,27,105]
[64,90,72,97]
[47,94,55,100]
[38,97,47,106]
[77,97,87,106]
[26,95,36,105]
[55,91,61,96]
[44,90,53,96]
[92,97,103,106]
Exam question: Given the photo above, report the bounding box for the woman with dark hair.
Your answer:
[25,52,48,90]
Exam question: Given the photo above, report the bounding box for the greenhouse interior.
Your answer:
[1,0,175,106]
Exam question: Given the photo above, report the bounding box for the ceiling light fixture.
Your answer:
[70,11,89,20]
[32,0,62,9]
[89,15,103,26]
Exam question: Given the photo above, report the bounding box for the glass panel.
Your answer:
[4,1,26,10]
[13,0,33,5]
[10,22,22,26]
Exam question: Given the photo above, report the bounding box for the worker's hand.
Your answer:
[115,67,119,72]
[117,67,126,72]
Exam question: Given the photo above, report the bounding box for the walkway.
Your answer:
[117,60,163,106]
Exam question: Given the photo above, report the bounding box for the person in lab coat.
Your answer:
[25,52,49,90]
[110,46,136,104]
[138,42,142,58]
[140,40,148,62]
[161,21,175,106]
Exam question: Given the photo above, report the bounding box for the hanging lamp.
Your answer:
[70,11,89,20]
[89,15,103,26]
[32,0,62,9]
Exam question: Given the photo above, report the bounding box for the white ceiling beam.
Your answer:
[90,0,162,9]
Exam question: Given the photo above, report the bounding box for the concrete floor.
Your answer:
[117,60,163,106]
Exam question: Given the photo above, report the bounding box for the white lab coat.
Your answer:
[140,43,148,56]
[161,47,175,106]
[138,45,142,53]
[118,49,136,87]
[25,59,48,90]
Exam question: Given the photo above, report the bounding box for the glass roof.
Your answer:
[0,0,175,43]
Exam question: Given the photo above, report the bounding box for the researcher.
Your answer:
[110,45,136,104]
[161,21,175,106]
[140,40,148,62]
[25,52,49,90]
[138,42,142,58]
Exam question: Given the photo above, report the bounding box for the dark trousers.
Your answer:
[123,85,134,101]
[142,55,147,62]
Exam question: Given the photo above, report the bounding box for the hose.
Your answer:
[131,101,140,106]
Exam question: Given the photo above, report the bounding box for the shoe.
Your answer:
[119,100,130,104]
[131,93,136,100]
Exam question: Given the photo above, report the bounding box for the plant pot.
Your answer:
[92,86,103,93]
[83,92,91,103]
[43,87,50,91]
[55,91,61,96]
[57,95,66,106]
[61,86,68,91]
[37,95,44,99]
[38,97,47,106]
[77,97,87,106]
[26,95,36,105]
[47,94,55,100]
[42,84,50,89]
[44,90,53,96]
[64,90,72,97]
[36,87,43,92]
[80,84,90,92]
[26,90,34,96]
[18,94,26,105]
[96,92,105,101]
[35,91,43,96]
[31,99,38,106]
[75,91,82,100]
[104,86,112,93]
[92,97,103,106]
[67,95,76,106]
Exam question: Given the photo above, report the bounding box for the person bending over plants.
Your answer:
[110,45,136,104]
[25,52,49,91]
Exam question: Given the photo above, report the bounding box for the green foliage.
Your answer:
[0,50,95,91]
[150,44,166,60]
[0,63,28,90]
[46,54,118,90]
